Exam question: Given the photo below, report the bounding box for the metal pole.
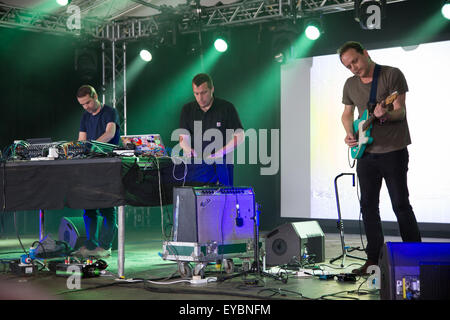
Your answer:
[198,30,204,71]
[112,22,117,109]
[39,210,45,241]
[117,205,125,278]
[101,41,106,105]
[123,42,127,136]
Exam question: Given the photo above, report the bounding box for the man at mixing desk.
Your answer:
[73,85,120,258]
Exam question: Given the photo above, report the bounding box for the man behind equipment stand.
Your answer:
[179,73,245,186]
[73,85,120,259]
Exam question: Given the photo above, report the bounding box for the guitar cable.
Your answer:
[354,170,367,253]
[347,147,356,168]
[346,149,366,253]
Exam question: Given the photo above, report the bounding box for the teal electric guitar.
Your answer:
[351,91,398,159]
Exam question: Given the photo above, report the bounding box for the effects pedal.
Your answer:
[334,273,357,282]
[9,260,36,276]
[55,258,108,278]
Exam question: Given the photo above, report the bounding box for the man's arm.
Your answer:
[179,134,197,157]
[209,129,245,158]
[342,104,357,147]
[95,122,117,143]
[374,93,406,122]
[78,131,87,141]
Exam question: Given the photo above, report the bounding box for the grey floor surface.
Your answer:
[1,227,448,305]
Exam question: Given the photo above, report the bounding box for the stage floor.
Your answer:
[0,227,448,302]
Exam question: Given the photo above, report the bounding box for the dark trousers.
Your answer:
[83,207,117,250]
[357,148,421,262]
[215,163,234,186]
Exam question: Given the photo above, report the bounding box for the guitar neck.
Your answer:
[362,115,377,131]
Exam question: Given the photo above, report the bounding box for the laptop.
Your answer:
[120,134,167,157]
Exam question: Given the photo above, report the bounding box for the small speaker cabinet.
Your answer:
[265,221,325,266]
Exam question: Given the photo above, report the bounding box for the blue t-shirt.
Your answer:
[79,104,120,145]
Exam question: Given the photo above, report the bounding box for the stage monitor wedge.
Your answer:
[265,221,325,266]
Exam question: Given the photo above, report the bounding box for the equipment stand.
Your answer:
[219,203,287,284]
[329,173,366,267]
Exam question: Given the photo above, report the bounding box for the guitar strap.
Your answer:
[368,63,381,114]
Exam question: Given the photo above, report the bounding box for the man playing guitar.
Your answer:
[339,41,421,275]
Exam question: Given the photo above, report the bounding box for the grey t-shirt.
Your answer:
[342,65,411,154]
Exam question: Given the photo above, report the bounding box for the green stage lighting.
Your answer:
[305,25,320,40]
[304,20,322,40]
[442,1,450,20]
[214,38,228,52]
[56,0,69,6]
[139,49,152,62]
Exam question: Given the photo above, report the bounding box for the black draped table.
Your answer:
[0,156,216,277]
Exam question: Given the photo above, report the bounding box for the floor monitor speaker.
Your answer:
[265,221,325,266]
[58,216,118,250]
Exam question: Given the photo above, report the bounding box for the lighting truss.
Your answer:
[93,17,161,41]
[177,0,406,33]
[0,1,407,40]
[178,0,290,33]
[101,41,128,135]
[0,3,100,37]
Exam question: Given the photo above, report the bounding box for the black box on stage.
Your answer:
[379,242,450,300]
[58,216,118,250]
[172,186,255,243]
[265,221,325,266]
[59,217,87,250]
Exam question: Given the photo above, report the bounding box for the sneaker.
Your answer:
[92,247,112,259]
[72,246,97,258]
[351,260,378,276]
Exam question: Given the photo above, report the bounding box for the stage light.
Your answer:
[214,38,228,52]
[270,23,299,63]
[442,1,450,20]
[139,49,152,62]
[304,19,323,40]
[56,0,70,6]
[75,48,98,82]
[305,24,320,40]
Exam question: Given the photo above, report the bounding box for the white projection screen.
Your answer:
[281,40,450,224]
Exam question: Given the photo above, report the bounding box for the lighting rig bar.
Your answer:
[93,17,162,42]
[0,4,68,35]
[177,0,406,32]
[300,0,405,15]
[0,3,101,37]
[178,0,291,33]
[0,0,407,40]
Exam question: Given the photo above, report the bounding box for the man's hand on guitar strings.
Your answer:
[373,100,387,119]
[345,133,358,147]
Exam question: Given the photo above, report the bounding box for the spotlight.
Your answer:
[139,49,152,62]
[304,19,323,40]
[75,48,98,82]
[213,31,230,53]
[442,1,450,20]
[270,24,298,63]
[56,0,70,6]
[214,38,228,53]
[305,24,320,40]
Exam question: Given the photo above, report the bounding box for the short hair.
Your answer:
[192,73,213,89]
[77,85,97,98]
[337,41,365,58]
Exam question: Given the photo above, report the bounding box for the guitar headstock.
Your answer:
[385,91,398,105]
